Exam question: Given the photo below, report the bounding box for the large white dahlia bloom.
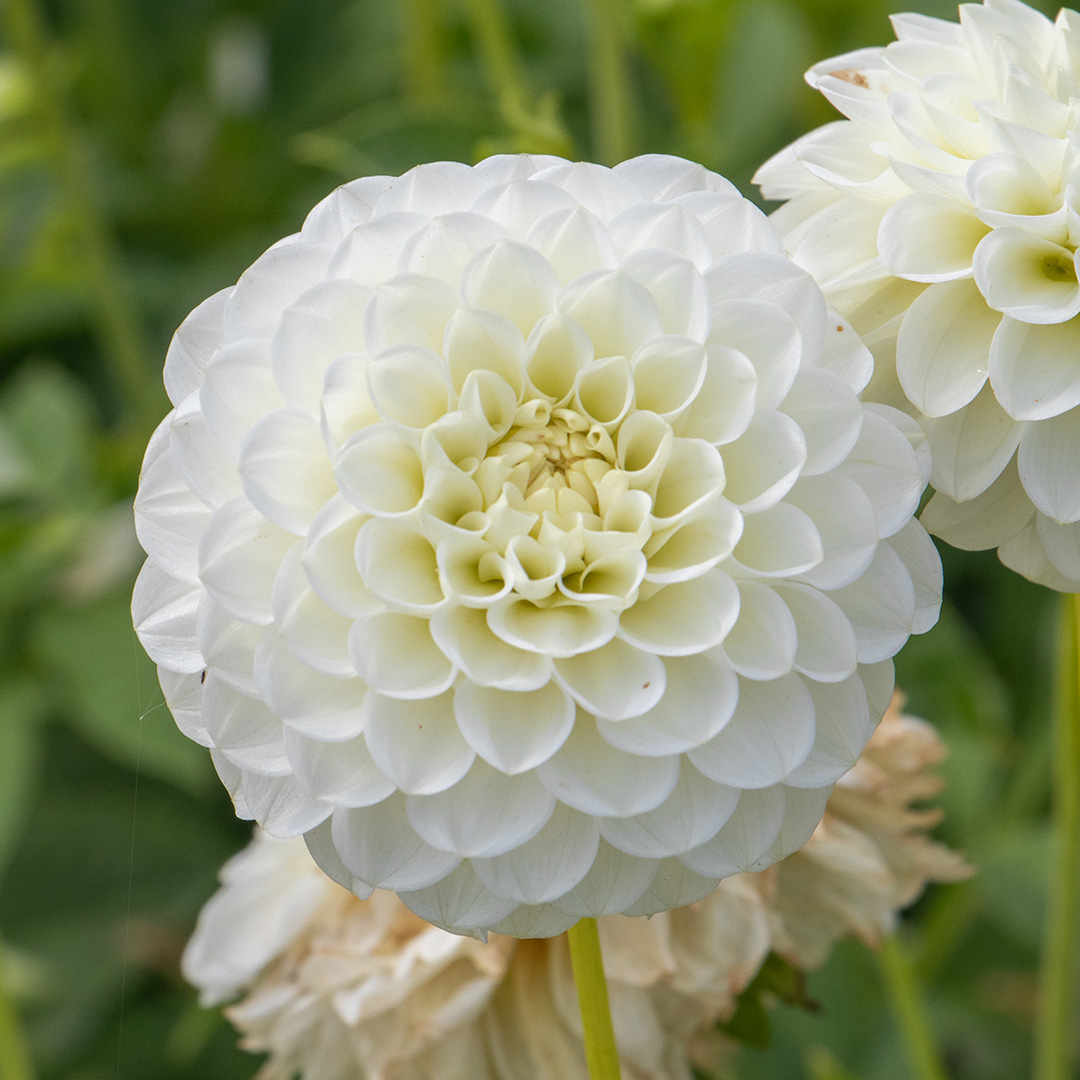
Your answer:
[755,0,1080,590]
[183,697,969,1080]
[133,154,940,938]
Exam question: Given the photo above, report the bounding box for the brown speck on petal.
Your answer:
[830,68,870,88]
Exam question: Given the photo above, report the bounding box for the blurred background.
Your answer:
[0,0,1069,1076]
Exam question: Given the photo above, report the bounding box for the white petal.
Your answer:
[644,499,743,584]
[558,269,664,360]
[200,335,284,461]
[773,583,858,682]
[163,288,231,406]
[302,496,380,619]
[651,437,726,525]
[618,569,739,656]
[596,650,739,756]
[199,499,295,624]
[487,904,578,939]
[399,211,508,284]
[444,306,526,398]
[361,690,475,794]
[223,239,335,337]
[830,541,916,663]
[364,273,459,354]
[132,560,204,674]
[551,841,659,917]
[238,771,332,837]
[878,193,987,281]
[990,316,1080,421]
[301,175,390,241]
[335,424,424,517]
[270,279,370,412]
[1036,515,1080,584]
[707,298,801,411]
[974,228,1080,324]
[159,667,210,746]
[365,344,451,428]
[689,674,815,789]
[1017,409,1080,522]
[533,161,639,219]
[782,673,873,787]
[599,764,740,858]
[272,543,355,676]
[356,518,445,613]
[302,816,376,897]
[487,598,618,658]
[786,473,878,590]
[239,408,336,535]
[453,680,574,774]
[886,520,942,634]
[170,394,243,509]
[780,369,864,476]
[896,278,998,417]
[760,785,832,865]
[526,207,619,284]
[397,862,517,934]
[202,675,289,775]
[838,407,923,538]
[609,202,710,264]
[999,521,1078,590]
[621,858,720,916]
[430,604,551,689]
[523,311,595,403]
[733,502,823,578]
[472,802,600,905]
[135,418,211,584]
[675,191,783,261]
[254,630,366,741]
[197,599,260,694]
[538,718,679,817]
[553,639,666,720]
[675,343,757,445]
[332,794,462,890]
[920,459,1034,549]
[677,786,786,877]
[620,250,711,339]
[724,581,799,685]
[614,154,736,200]
[631,337,708,420]
[283,727,394,807]
[461,238,562,336]
[373,161,487,215]
[721,410,808,512]
[406,761,555,856]
[921,382,1026,501]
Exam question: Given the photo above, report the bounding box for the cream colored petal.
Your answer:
[361,690,475,795]
[349,612,456,699]
[920,459,1034,550]
[283,728,394,807]
[372,160,487,216]
[974,228,1080,324]
[429,605,551,689]
[202,674,290,776]
[644,499,743,584]
[461,238,560,336]
[999,520,1078,590]
[722,581,798,679]
[677,786,786,877]
[878,193,987,282]
[734,502,824,579]
[356,518,445,613]
[596,649,738,756]
[599,764,740,858]
[302,496,379,619]
[708,297,801,410]
[618,569,739,656]
[523,312,594,404]
[331,794,462,890]
[453,679,574,774]
[537,718,679,817]
[550,840,659,916]
[675,343,758,446]
[365,345,450,428]
[487,597,619,658]
[689,674,815,789]
[335,424,424,517]
[782,673,874,787]
[609,202,710,264]
[621,858,720,915]
[406,761,556,856]
[397,862,517,933]
[774,582,858,682]
[780,369,864,476]
[553,638,666,720]
[1036,515,1080,584]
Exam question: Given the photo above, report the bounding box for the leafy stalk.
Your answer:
[878,934,948,1080]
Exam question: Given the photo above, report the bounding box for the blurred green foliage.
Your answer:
[0,0,1070,1076]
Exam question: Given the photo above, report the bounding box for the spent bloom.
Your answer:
[183,696,970,1080]
[756,0,1080,590]
[133,153,940,937]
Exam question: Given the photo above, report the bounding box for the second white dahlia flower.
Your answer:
[756,0,1080,590]
[133,153,940,936]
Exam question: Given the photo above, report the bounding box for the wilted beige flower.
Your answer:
[183,694,969,1080]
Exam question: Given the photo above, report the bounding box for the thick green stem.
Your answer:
[0,967,34,1080]
[3,0,156,433]
[584,0,633,164]
[1034,592,1080,1080]
[567,918,621,1080]
[878,934,948,1080]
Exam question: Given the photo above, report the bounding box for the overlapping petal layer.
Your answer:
[755,0,1080,589]
[135,154,940,935]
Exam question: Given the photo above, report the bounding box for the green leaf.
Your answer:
[30,587,211,795]
[0,679,46,883]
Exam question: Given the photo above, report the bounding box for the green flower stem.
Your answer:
[567,917,622,1080]
[0,968,34,1080]
[3,0,157,434]
[878,934,948,1080]
[1034,592,1080,1080]
[584,0,633,164]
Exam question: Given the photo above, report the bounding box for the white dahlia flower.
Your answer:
[183,696,969,1080]
[133,153,941,937]
[755,0,1080,590]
